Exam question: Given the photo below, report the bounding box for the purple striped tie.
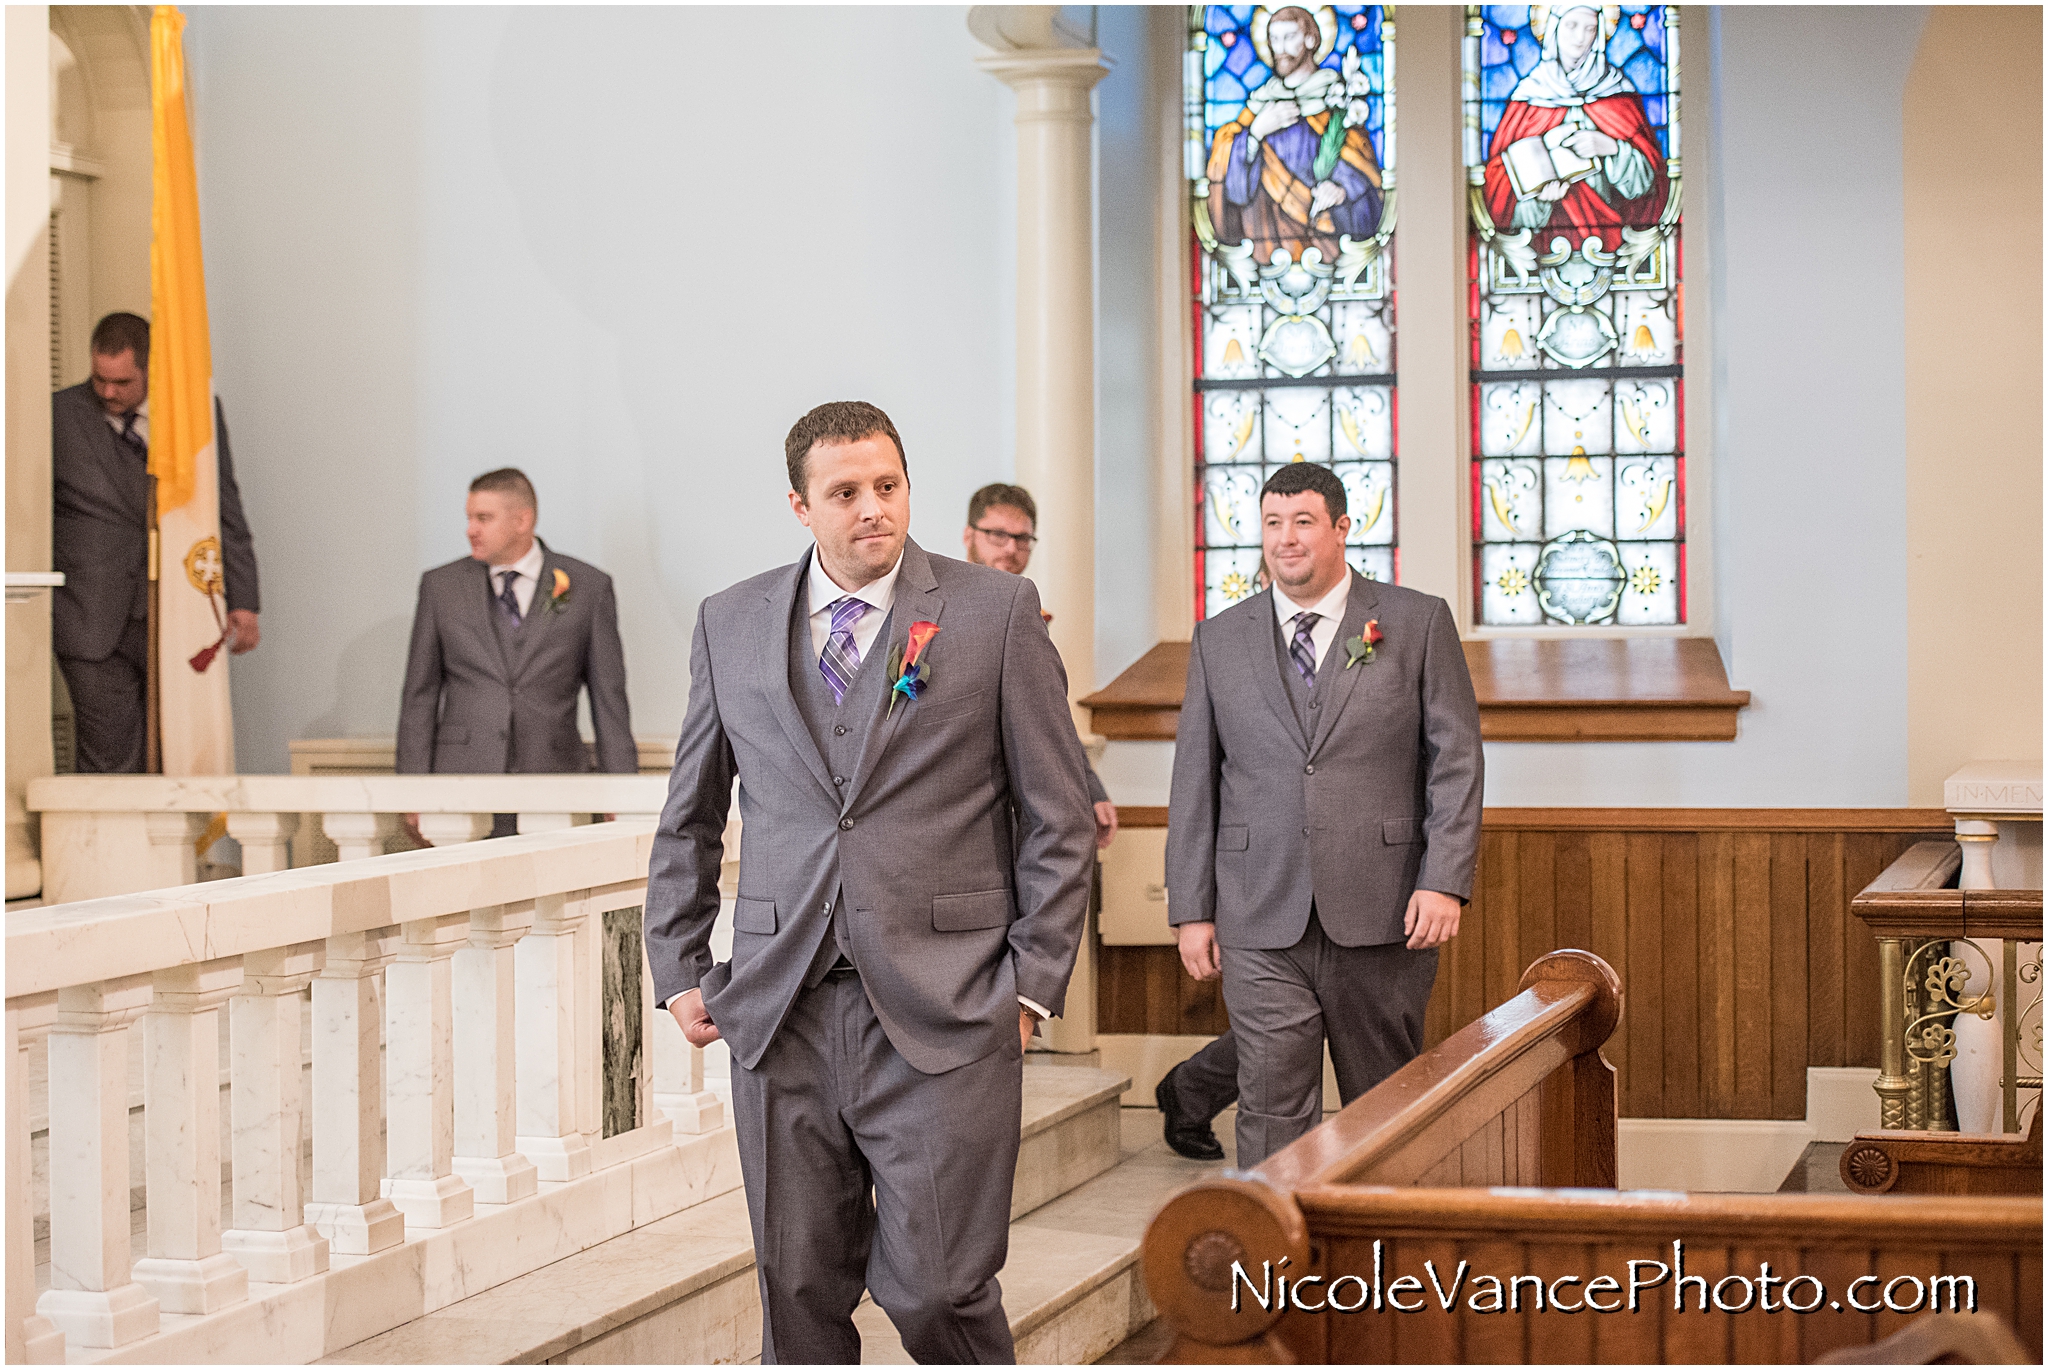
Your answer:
[1289,612,1320,685]
[819,596,868,705]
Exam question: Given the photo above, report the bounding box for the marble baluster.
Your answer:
[35,977,161,1350]
[515,892,593,1180]
[225,812,298,876]
[8,1000,65,1362]
[303,931,405,1255]
[321,812,399,863]
[416,812,493,848]
[143,811,209,890]
[453,903,539,1203]
[516,812,589,835]
[381,915,475,1227]
[221,944,329,1283]
[132,963,250,1313]
[652,978,723,1134]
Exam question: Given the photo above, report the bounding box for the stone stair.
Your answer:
[319,1064,1155,1364]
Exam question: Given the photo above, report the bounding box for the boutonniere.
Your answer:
[542,568,571,614]
[884,620,941,717]
[1343,619,1383,669]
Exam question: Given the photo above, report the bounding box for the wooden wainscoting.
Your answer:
[1096,809,1953,1120]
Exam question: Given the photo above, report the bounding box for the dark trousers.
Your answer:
[1219,912,1438,1168]
[56,615,149,774]
[731,970,1023,1364]
[1163,1029,1241,1123]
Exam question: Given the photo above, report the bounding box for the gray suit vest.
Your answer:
[788,591,896,983]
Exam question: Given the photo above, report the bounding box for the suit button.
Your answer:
[833,776,847,786]
[823,902,832,914]
[1304,764,1315,775]
[1302,826,1311,836]
[834,725,848,736]
[839,818,854,831]
[1310,700,1321,709]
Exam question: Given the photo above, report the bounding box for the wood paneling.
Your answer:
[1097,809,1951,1119]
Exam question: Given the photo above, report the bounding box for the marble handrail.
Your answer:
[6,822,726,1360]
[25,772,671,813]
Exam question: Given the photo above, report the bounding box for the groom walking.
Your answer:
[643,402,1096,1363]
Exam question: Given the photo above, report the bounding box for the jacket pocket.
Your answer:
[910,688,985,724]
[1216,825,1250,852]
[1382,818,1424,845]
[733,897,777,934]
[931,889,1011,932]
[438,726,470,746]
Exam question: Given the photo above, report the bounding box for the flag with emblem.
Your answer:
[149,5,235,773]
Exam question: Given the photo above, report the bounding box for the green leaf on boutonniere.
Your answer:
[1344,635,1371,669]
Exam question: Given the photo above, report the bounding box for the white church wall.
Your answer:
[186,6,1022,772]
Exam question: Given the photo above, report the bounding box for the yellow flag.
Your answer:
[150,5,235,773]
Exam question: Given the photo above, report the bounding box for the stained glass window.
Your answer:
[1188,5,1398,620]
[1465,4,1683,626]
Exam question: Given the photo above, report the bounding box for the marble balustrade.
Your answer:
[7,820,731,1360]
[25,773,691,904]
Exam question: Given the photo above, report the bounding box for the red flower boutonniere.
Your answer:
[884,620,941,717]
[543,568,572,615]
[1343,619,1383,669]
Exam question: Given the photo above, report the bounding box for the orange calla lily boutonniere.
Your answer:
[1343,619,1383,669]
[543,568,572,614]
[884,620,941,717]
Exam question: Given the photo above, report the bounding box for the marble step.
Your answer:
[320,1065,1131,1364]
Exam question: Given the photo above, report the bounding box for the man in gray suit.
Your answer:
[52,312,262,772]
[1166,462,1482,1169]
[396,469,635,823]
[645,401,1095,1363]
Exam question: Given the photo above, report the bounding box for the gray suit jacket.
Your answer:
[51,383,259,662]
[643,538,1096,1075]
[1165,573,1483,950]
[395,542,636,775]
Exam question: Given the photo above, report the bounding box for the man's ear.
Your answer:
[788,489,813,528]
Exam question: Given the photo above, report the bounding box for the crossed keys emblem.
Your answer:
[182,536,230,673]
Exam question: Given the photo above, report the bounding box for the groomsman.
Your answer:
[645,402,1095,1362]
[1165,462,1482,1168]
[396,469,635,832]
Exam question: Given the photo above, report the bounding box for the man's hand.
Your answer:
[1248,98,1302,142]
[670,988,722,1047]
[1537,179,1571,202]
[1404,890,1462,950]
[1308,179,1348,218]
[226,609,260,654]
[1176,921,1221,982]
[1019,1009,1037,1056]
[1093,801,1119,851]
[1562,127,1620,160]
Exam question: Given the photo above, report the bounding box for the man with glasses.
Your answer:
[963,484,1118,850]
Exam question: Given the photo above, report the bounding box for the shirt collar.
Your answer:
[808,544,903,618]
[490,541,545,581]
[1273,571,1351,628]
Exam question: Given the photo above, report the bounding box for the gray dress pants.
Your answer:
[56,615,149,774]
[1219,910,1438,1168]
[731,968,1023,1364]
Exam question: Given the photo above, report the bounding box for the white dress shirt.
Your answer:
[1272,573,1352,672]
[806,544,900,663]
[105,398,148,447]
[488,541,546,619]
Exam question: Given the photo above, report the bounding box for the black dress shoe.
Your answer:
[1155,1066,1225,1161]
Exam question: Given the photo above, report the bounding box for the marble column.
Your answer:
[515,892,593,1181]
[9,1002,65,1362]
[221,944,329,1284]
[131,963,249,1314]
[144,811,210,890]
[652,997,723,1135]
[321,812,399,863]
[303,931,405,1255]
[974,13,1109,1057]
[453,903,539,1203]
[1951,819,2008,1133]
[35,977,161,1350]
[225,812,299,876]
[381,916,474,1227]
[417,812,493,848]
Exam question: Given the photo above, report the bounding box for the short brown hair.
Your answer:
[784,401,907,500]
[1260,462,1346,523]
[91,312,150,369]
[967,483,1036,528]
[469,467,537,511]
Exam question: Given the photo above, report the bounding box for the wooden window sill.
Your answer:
[1081,637,1751,743]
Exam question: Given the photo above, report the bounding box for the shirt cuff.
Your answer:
[663,991,687,1011]
[1018,995,1052,1020]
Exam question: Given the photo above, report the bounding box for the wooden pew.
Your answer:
[1142,951,2042,1363]
[1838,1116,2042,1196]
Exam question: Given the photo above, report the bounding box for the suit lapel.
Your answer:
[841,540,943,812]
[471,559,516,682]
[1241,590,1306,751]
[1307,571,1382,760]
[508,543,560,680]
[759,550,842,803]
